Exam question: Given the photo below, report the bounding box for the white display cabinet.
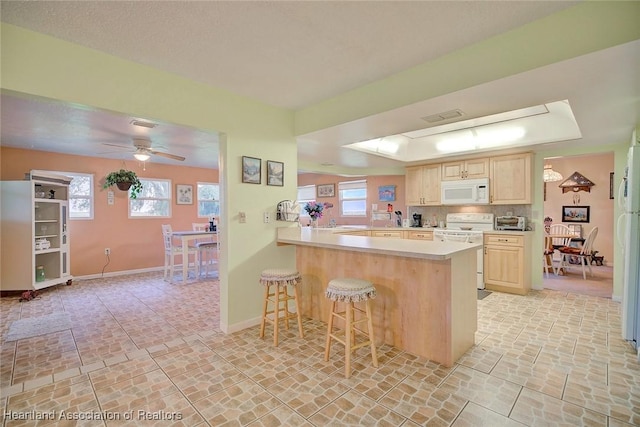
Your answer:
[1,170,73,291]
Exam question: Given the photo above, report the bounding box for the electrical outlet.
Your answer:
[239,212,246,223]
[104,248,111,255]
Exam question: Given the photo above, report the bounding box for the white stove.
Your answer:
[433,213,494,289]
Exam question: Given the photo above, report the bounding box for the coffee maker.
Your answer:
[411,213,422,227]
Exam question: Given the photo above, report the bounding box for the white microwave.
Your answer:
[441,178,490,205]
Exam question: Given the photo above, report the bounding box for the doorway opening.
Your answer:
[542,153,614,298]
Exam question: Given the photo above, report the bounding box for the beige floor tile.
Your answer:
[510,387,608,426]
[439,365,521,417]
[94,368,179,414]
[309,389,407,426]
[191,378,282,425]
[452,402,527,426]
[1,271,638,426]
[378,374,466,425]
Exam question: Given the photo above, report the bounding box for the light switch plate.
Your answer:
[264,212,270,223]
[239,212,246,223]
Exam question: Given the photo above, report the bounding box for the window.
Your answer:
[43,171,94,219]
[129,178,171,217]
[339,180,367,217]
[297,185,316,217]
[197,182,220,217]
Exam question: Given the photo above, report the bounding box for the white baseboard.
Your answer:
[221,316,262,334]
[72,266,164,282]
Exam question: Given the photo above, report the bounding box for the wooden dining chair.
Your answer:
[192,223,219,278]
[544,224,573,275]
[161,224,198,283]
[557,227,599,279]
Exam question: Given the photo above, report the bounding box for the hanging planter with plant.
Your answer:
[103,169,143,199]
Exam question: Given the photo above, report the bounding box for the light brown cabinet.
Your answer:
[405,230,434,240]
[371,230,404,238]
[489,153,532,204]
[405,164,441,206]
[337,230,371,236]
[483,233,531,295]
[441,158,489,181]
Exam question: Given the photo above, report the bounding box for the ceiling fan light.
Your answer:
[543,164,563,182]
[133,151,151,162]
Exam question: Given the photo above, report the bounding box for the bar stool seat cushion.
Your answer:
[325,278,376,303]
[260,269,301,287]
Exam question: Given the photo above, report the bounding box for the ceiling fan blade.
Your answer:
[102,142,131,150]
[150,150,185,161]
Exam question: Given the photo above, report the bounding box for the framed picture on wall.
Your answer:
[378,185,396,202]
[317,183,335,198]
[242,156,261,184]
[266,160,284,186]
[562,205,590,223]
[176,184,193,205]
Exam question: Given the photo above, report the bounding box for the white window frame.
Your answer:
[197,182,220,218]
[297,185,316,217]
[339,180,367,217]
[42,170,94,220]
[128,178,172,218]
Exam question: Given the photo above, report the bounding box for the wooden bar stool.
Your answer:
[259,268,304,346]
[324,278,378,378]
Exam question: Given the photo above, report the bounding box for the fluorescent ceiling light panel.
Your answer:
[343,100,579,163]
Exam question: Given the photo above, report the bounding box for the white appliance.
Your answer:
[441,178,490,205]
[434,213,494,289]
[618,136,640,349]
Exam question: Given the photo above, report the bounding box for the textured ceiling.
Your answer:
[0,1,576,108]
[1,1,638,171]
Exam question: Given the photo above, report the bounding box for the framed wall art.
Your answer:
[317,183,335,198]
[562,205,590,223]
[266,160,284,186]
[176,184,193,205]
[378,185,396,202]
[242,156,261,184]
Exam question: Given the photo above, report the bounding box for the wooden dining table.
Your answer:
[170,230,216,282]
[544,233,575,275]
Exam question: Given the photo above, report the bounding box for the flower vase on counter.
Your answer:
[304,201,325,228]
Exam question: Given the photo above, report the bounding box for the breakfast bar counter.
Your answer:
[277,227,480,367]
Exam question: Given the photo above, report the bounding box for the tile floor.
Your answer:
[1,272,639,426]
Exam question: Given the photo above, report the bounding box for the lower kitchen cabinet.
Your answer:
[337,230,371,236]
[483,233,531,295]
[405,230,434,240]
[371,230,404,238]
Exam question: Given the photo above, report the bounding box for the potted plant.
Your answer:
[103,169,143,199]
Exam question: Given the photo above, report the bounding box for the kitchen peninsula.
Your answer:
[276,227,480,367]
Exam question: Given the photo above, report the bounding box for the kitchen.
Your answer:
[1,2,639,424]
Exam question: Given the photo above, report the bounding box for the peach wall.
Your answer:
[1,147,218,277]
[543,152,614,263]
[297,173,405,227]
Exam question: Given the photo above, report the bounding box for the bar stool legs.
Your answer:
[324,278,378,378]
[259,269,304,346]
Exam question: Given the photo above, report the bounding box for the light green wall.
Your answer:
[295,1,640,136]
[1,23,297,330]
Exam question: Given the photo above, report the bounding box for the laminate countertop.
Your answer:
[276,227,480,261]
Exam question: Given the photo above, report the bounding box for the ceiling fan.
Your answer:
[102,138,185,162]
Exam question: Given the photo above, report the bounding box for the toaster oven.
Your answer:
[495,216,526,231]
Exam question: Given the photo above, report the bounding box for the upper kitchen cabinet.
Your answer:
[441,158,489,181]
[489,153,532,204]
[406,164,441,206]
